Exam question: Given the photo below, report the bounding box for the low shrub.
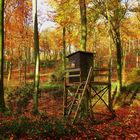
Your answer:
[5,84,34,114]
[0,117,35,139]
[0,117,78,139]
[49,63,65,83]
[28,72,34,79]
[125,68,140,85]
[40,60,56,68]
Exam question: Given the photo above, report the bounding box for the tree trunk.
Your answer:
[5,61,8,72]
[32,0,40,114]
[24,60,27,84]
[18,61,21,82]
[93,26,97,67]
[136,39,139,68]
[136,51,139,68]
[8,61,12,81]
[122,45,126,84]
[27,44,31,73]
[24,47,27,84]
[79,0,87,51]
[0,0,5,112]
[63,27,67,116]
[106,0,113,110]
[115,29,122,93]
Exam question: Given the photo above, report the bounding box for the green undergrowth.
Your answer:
[124,68,140,92]
[125,68,140,84]
[40,82,64,97]
[5,84,34,114]
[40,82,63,90]
[0,116,100,139]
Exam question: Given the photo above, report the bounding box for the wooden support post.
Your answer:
[86,86,91,116]
[108,63,112,111]
[89,85,94,118]
[63,27,67,116]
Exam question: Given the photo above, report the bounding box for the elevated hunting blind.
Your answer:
[66,51,94,83]
[64,51,115,123]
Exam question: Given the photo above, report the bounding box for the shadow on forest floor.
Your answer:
[112,82,140,107]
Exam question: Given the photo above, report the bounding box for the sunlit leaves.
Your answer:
[4,0,32,62]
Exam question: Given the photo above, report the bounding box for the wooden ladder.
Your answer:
[67,67,93,123]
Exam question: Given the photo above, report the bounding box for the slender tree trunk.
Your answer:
[63,27,66,70]
[24,60,27,84]
[136,51,139,68]
[31,47,34,63]
[0,0,5,111]
[115,29,122,93]
[79,0,87,51]
[63,27,67,116]
[5,61,8,72]
[43,50,46,60]
[93,27,97,50]
[128,38,131,53]
[32,0,40,114]
[122,45,126,84]
[8,62,12,81]
[106,0,113,111]
[18,45,22,82]
[27,43,30,73]
[18,61,21,82]
[136,39,139,68]
[67,27,71,54]
[24,47,27,84]
[7,48,13,81]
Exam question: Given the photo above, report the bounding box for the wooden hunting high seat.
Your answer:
[89,66,115,117]
[63,51,115,123]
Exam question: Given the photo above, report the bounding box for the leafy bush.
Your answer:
[123,68,140,95]
[0,116,33,139]
[125,68,140,84]
[46,60,56,68]
[50,62,65,83]
[40,83,63,98]
[0,117,78,139]
[5,84,34,114]
[28,72,34,79]
[40,60,56,68]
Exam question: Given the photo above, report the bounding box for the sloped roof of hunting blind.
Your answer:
[66,51,93,58]
[66,51,94,82]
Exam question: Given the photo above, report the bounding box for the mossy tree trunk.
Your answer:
[106,0,113,109]
[32,0,40,114]
[114,28,122,93]
[79,0,88,113]
[79,0,87,51]
[0,0,5,112]
[106,0,123,94]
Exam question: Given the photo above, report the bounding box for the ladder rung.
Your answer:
[78,88,83,90]
[65,68,81,72]
[66,67,93,122]
[91,81,110,85]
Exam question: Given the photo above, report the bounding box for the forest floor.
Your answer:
[0,90,140,139]
[1,67,140,139]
